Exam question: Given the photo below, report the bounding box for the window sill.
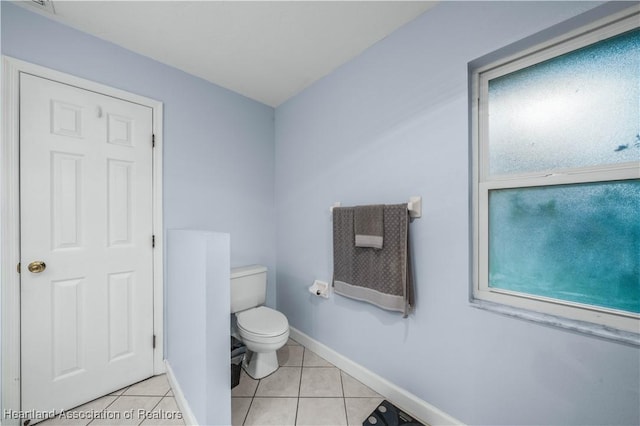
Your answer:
[470,298,640,347]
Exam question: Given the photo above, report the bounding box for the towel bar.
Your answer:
[329,196,422,218]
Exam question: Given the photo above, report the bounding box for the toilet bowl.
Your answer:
[231,265,289,379]
[236,306,289,378]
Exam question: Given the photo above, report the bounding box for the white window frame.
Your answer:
[471,6,640,341]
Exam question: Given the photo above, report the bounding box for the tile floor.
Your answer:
[39,374,184,426]
[232,338,384,426]
[37,338,388,426]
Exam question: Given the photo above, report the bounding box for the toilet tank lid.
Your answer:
[231,265,267,279]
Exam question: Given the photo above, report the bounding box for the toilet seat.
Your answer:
[237,306,288,337]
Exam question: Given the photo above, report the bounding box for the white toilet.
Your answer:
[231,265,289,379]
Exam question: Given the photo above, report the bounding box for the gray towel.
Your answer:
[332,204,414,316]
[354,205,384,249]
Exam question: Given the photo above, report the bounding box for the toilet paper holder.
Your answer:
[309,280,329,299]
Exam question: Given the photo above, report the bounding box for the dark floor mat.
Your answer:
[362,400,426,426]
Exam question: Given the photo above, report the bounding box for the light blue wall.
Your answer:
[274,2,640,425]
[1,2,277,310]
[167,230,230,426]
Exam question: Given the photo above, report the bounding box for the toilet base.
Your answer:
[242,349,279,379]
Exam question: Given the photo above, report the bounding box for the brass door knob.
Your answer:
[27,261,46,273]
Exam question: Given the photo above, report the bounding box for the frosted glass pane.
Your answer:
[488,30,640,175]
[489,180,640,313]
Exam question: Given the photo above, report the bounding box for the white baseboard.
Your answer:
[164,360,199,426]
[289,327,463,426]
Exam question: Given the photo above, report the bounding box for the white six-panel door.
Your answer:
[20,73,155,414]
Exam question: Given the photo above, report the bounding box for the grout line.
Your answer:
[294,346,305,425]
[136,396,165,426]
[242,369,261,425]
[252,373,259,398]
[87,392,120,426]
[242,397,253,426]
[301,345,307,367]
[339,369,349,424]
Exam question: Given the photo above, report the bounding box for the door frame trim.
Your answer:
[1,56,165,424]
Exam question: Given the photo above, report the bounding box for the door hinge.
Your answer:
[153,335,156,349]
[152,134,155,148]
[17,262,21,274]
[152,235,155,248]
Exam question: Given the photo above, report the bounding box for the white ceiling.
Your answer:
[19,1,436,106]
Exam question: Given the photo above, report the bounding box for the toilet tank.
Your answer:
[230,265,268,314]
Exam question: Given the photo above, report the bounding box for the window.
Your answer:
[471,7,640,338]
